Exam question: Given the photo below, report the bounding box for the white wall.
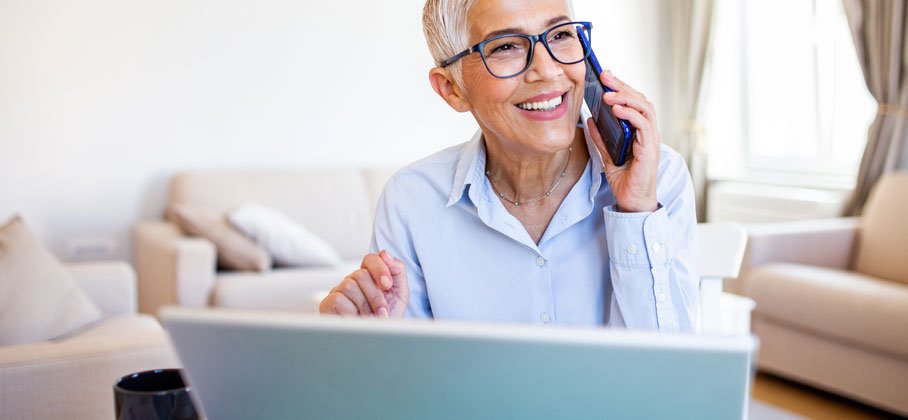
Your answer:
[0,0,672,261]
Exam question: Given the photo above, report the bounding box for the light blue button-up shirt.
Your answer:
[370,121,698,332]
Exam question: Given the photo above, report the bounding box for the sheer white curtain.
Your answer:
[670,0,714,221]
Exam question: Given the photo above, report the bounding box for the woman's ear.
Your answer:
[429,67,471,113]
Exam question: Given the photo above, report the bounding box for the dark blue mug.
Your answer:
[114,368,200,420]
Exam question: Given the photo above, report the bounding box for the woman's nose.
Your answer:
[524,45,565,82]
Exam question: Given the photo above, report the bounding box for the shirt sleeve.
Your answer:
[369,172,432,319]
[601,148,699,332]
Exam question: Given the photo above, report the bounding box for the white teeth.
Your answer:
[518,94,563,111]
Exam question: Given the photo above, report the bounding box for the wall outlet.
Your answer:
[65,236,119,260]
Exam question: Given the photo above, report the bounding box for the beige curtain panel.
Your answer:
[671,0,714,222]
[844,0,908,216]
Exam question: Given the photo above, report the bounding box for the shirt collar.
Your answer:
[446,108,606,208]
[446,129,487,207]
[579,107,607,198]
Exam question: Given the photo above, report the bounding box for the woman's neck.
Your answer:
[483,128,589,204]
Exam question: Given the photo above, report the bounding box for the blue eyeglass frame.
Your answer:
[439,21,593,79]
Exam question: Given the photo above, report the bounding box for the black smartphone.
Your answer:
[578,29,634,166]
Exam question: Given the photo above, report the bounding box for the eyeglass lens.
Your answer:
[480,22,589,78]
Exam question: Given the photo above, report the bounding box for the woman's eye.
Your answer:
[492,43,517,53]
[551,30,575,42]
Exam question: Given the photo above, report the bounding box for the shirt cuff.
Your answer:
[602,203,671,269]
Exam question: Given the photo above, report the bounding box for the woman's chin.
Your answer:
[526,121,580,147]
[515,131,577,154]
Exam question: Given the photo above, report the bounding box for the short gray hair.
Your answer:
[422,0,477,86]
[421,0,574,86]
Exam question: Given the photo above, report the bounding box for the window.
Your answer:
[703,0,876,187]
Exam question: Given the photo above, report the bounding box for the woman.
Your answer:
[319,0,698,332]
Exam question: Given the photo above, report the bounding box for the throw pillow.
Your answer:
[228,204,342,267]
[0,216,103,345]
[169,204,272,272]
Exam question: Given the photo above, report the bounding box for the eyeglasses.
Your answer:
[440,21,592,79]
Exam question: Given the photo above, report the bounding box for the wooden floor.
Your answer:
[752,372,905,419]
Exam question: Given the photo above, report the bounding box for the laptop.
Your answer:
[161,307,758,420]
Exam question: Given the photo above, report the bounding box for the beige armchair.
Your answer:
[737,172,908,416]
[0,261,178,420]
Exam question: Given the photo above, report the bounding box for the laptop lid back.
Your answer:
[162,308,756,420]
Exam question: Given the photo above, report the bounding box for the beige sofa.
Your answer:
[0,261,178,420]
[134,168,396,316]
[736,172,908,416]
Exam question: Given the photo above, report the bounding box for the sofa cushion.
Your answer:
[746,262,908,359]
[0,216,103,345]
[228,204,342,267]
[168,169,390,260]
[0,314,177,420]
[169,204,271,272]
[214,261,359,313]
[854,171,908,285]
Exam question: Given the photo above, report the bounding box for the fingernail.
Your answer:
[378,307,389,318]
[604,91,616,97]
[380,275,392,289]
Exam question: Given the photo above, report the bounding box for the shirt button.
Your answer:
[626,245,637,254]
[540,312,551,323]
[652,242,661,252]
[536,257,546,266]
[657,293,666,302]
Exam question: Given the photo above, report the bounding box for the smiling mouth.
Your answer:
[516,93,566,111]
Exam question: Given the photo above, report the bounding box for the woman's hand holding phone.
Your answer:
[587,70,660,213]
[319,250,409,318]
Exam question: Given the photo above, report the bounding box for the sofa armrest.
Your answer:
[728,217,860,293]
[133,220,216,316]
[66,261,137,316]
[743,217,860,269]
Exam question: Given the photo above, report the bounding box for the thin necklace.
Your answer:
[486,146,573,207]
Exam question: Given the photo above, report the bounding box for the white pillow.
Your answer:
[0,216,103,345]
[228,204,342,267]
